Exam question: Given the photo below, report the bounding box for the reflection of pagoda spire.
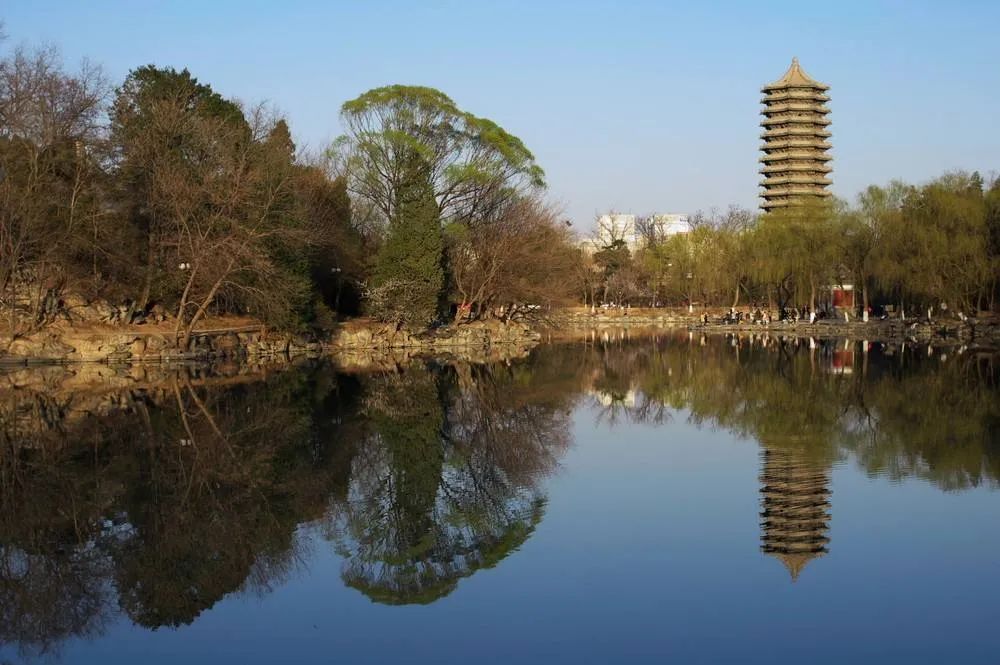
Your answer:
[759,446,831,581]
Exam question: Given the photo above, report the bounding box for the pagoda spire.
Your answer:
[759,59,832,210]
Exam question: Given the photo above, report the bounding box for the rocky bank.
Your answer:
[0,317,541,366]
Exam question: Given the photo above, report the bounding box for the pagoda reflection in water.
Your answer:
[759,444,832,581]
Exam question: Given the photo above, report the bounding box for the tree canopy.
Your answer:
[339,85,544,225]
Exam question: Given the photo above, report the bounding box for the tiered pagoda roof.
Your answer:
[759,58,832,210]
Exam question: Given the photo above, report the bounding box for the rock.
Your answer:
[62,293,88,309]
[129,338,148,357]
[92,301,115,322]
[149,303,169,322]
[144,335,169,354]
[6,335,74,359]
[212,333,241,355]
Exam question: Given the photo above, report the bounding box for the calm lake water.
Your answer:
[1,333,999,664]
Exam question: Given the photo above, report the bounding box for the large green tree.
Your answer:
[878,172,990,313]
[842,181,909,314]
[338,86,548,322]
[368,153,445,326]
[110,66,321,339]
[750,199,840,311]
[338,85,544,224]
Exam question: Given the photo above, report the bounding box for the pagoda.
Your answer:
[759,445,831,581]
[759,58,832,211]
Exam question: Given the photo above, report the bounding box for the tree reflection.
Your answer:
[0,336,997,656]
[565,331,999,580]
[568,332,999,492]
[327,361,570,604]
[0,364,365,655]
[0,355,573,657]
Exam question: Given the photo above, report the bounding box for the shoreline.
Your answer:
[544,309,1000,350]
[3,309,999,368]
[0,317,542,368]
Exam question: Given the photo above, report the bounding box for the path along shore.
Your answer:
[546,308,1000,350]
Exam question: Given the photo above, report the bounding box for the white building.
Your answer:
[596,213,639,248]
[592,212,691,252]
[648,213,692,238]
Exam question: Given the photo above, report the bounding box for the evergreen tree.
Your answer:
[370,153,444,326]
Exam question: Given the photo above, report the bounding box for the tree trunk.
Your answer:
[174,265,199,342]
[334,278,344,315]
[139,232,156,311]
[182,258,235,349]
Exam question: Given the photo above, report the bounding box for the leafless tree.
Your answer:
[0,44,108,338]
[447,196,578,321]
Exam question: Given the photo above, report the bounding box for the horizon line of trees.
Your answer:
[4,28,998,352]
[584,171,1000,316]
[0,30,580,348]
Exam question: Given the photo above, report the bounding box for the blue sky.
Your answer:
[4,1,999,227]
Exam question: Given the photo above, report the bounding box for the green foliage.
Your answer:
[339,84,552,323]
[751,199,840,308]
[369,154,445,326]
[111,65,243,153]
[339,84,544,224]
[877,172,991,310]
[107,65,358,333]
[589,172,1000,315]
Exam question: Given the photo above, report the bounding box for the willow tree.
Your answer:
[339,86,545,322]
[339,85,544,224]
[841,181,909,314]
[751,199,840,311]
[877,173,990,313]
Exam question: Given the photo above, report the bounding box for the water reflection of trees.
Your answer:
[569,332,998,580]
[0,356,572,657]
[570,332,1000,490]
[0,337,997,656]
[327,360,572,604]
[0,366,366,657]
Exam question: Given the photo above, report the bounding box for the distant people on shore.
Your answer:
[698,301,970,326]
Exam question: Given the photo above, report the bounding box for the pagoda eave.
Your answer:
[760,129,832,140]
[761,117,832,127]
[759,164,833,175]
[761,139,832,151]
[760,150,833,162]
[762,92,830,103]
